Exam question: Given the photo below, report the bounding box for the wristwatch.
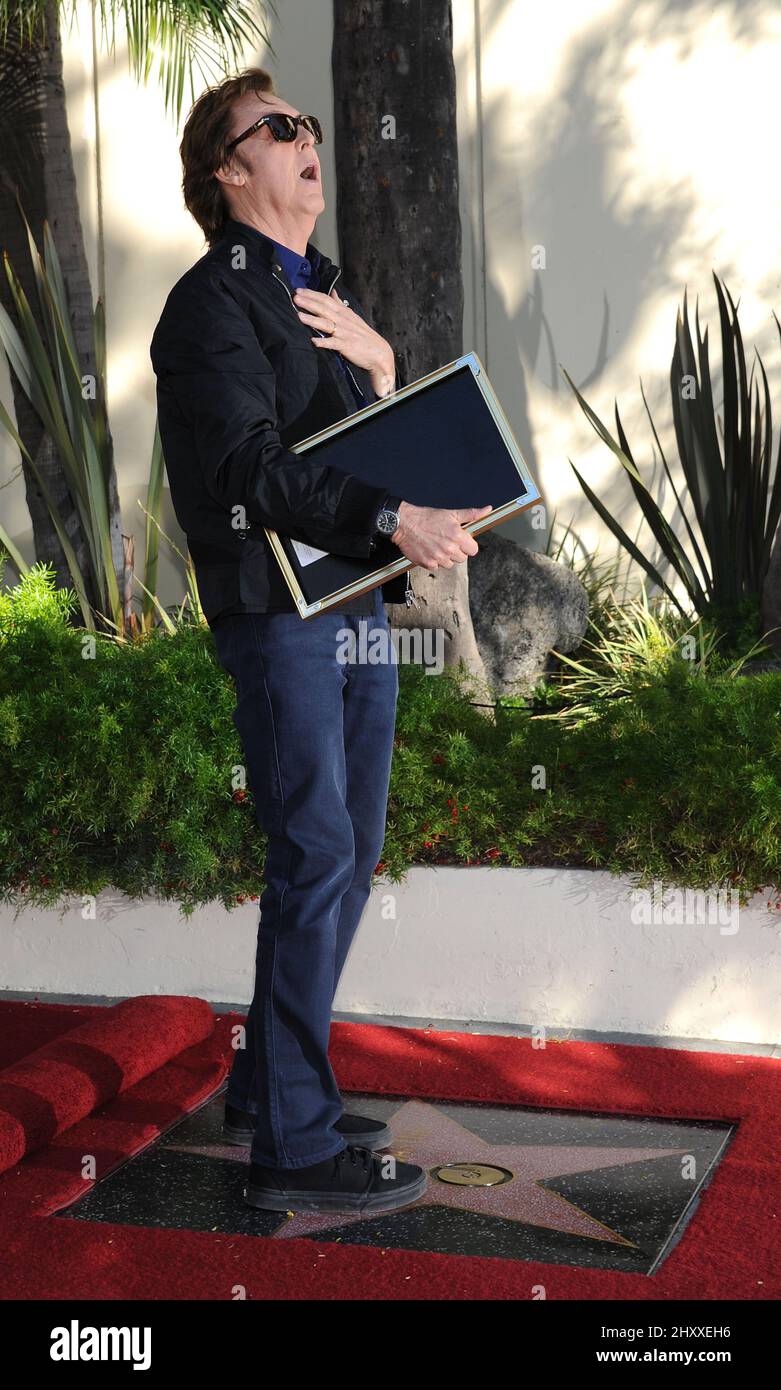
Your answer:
[371,494,403,548]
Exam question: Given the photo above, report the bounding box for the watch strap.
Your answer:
[370,493,403,550]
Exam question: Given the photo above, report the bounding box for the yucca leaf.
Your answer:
[564,360,703,612]
[568,458,687,615]
[758,334,781,580]
[0,260,87,506]
[0,223,122,628]
[0,393,94,626]
[613,404,708,610]
[140,420,165,625]
[561,367,645,485]
[133,575,177,635]
[639,375,710,588]
[670,295,727,582]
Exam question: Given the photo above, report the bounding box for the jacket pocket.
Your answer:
[191,562,241,621]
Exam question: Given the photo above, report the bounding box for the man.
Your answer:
[150,68,491,1215]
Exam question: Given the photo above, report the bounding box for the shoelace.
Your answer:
[336,1144,375,1174]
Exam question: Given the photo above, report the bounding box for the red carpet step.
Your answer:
[0,996,214,1173]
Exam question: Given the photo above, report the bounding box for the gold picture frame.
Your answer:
[263,350,542,618]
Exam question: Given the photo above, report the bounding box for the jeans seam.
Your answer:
[246,617,292,1164]
[253,627,286,832]
[266,930,286,1164]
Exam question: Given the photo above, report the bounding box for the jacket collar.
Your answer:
[220,217,340,293]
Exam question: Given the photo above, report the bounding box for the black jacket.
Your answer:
[149,216,410,625]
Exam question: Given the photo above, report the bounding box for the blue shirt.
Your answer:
[271,240,367,409]
[269,238,381,618]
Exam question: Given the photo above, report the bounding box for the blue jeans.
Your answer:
[210,588,398,1168]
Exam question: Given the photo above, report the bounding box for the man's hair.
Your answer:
[180,67,277,247]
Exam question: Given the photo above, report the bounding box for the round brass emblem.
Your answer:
[431,1162,514,1187]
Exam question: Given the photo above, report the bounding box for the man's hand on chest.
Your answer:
[291,286,396,397]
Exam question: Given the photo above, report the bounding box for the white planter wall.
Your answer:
[2,867,779,1045]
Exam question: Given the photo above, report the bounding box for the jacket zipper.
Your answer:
[272,267,414,607]
[271,265,366,403]
[319,265,366,402]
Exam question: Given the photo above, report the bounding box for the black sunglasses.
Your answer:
[226,113,323,154]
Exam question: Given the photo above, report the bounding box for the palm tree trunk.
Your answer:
[331,0,490,692]
[0,3,123,608]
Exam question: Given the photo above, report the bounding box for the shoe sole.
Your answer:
[223,1121,394,1151]
[243,1169,428,1214]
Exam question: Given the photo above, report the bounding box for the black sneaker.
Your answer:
[244,1143,428,1214]
[224,1101,392,1151]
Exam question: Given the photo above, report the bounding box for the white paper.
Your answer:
[291,539,330,568]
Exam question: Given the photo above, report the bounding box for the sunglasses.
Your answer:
[226,113,323,154]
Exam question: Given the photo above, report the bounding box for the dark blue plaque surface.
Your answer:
[267,353,541,615]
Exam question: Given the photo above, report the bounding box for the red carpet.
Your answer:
[0,999,778,1300]
[0,996,214,1172]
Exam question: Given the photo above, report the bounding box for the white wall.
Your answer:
[3,867,779,1044]
[2,0,781,604]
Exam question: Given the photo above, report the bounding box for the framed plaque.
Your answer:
[264,351,542,618]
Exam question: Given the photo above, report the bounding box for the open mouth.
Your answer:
[299,162,319,181]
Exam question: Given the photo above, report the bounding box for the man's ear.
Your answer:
[214,162,245,189]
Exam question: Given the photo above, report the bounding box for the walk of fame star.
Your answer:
[260,1099,689,1244]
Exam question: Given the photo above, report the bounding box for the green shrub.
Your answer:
[1,566,779,915]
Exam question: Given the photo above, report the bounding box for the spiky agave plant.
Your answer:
[563,273,781,627]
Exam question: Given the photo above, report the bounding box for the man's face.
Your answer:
[220,90,325,222]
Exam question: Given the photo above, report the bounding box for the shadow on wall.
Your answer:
[470,0,771,559]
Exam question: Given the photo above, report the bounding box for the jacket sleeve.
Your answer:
[150,271,390,557]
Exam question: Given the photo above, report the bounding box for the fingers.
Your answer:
[455,504,493,521]
[426,537,475,569]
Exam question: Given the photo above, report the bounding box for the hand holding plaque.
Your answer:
[390,502,494,569]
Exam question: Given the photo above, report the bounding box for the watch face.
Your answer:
[378,510,398,534]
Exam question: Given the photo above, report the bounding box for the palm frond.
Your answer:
[95,1,277,121]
